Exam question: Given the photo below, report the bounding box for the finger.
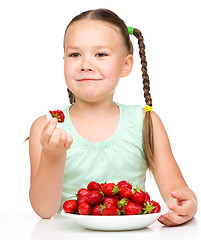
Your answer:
[64,133,73,149]
[42,118,58,143]
[171,191,189,202]
[168,201,192,216]
[158,215,176,227]
[161,211,186,225]
[57,129,67,148]
[49,128,61,146]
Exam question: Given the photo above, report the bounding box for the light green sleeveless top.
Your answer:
[46,102,147,213]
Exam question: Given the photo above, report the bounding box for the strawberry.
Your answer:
[87,181,101,191]
[118,188,132,199]
[92,205,102,215]
[143,200,156,214]
[103,197,118,207]
[100,203,118,216]
[151,201,161,213]
[117,180,132,189]
[117,198,131,212]
[78,202,91,215]
[77,188,91,198]
[124,202,142,215]
[86,190,104,206]
[77,195,89,205]
[131,186,146,206]
[113,195,120,202]
[100,181,107,190]
[49,109,65,123]
[143,200,161,214]
[142,192,151,207]
[101,183,121,197]
[63,200,78,213]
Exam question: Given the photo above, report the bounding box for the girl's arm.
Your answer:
[144,110,198,226]
[29,116,73,219]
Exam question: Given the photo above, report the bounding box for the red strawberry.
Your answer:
[143,200,156,214]
[77,188,91,198]
[49,109,65,123]
[124,202,142,215]
[113,195,120,202]
[117,198,131,212]
[77,195,89,205]
[63,200,78,213]
[142,192,151,207]
[87,181,101,191]
[100,203,118,216]
[131,186,146,206]
[101,183,121,197]
[151,201,161,213]
[78,202,91,215]
[92,205,102,215]
[103,197,118,207]
[100,181,107,190]
[86,190,104,206]
[117,180,132,189]
[118,188,132,199]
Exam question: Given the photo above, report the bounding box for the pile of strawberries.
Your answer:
[63,180,161,216]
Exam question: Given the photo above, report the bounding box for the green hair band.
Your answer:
[127,27,133,35]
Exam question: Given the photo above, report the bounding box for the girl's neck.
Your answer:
[70,98,118,121]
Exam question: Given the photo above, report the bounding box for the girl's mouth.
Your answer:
[78,79,102,81]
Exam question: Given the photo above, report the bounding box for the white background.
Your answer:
[0,0,200,215]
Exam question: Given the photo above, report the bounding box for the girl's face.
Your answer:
[63,20,133,103]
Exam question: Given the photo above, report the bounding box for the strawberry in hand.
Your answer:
[49,109,65,123]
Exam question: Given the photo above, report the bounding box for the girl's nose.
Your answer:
[80,58,94,72]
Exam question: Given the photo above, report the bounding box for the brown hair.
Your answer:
[63,8,154,172]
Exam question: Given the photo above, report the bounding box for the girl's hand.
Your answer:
[40,118,73,156]
[158,191,198,226]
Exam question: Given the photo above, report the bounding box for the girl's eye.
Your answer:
[69,53,81,57]
[95,53,107,57]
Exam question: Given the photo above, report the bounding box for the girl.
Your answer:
[28,8,197,226]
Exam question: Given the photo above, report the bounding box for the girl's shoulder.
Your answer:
[142,107,161,124]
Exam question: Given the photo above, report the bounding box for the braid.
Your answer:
[133,28,152,106]
[133,28,154,173]
[67,88,76,104]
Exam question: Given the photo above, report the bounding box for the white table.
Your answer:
[1,212,201,240]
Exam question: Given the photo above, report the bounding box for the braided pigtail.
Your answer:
[67,88,76,104]
[132,28,154,173]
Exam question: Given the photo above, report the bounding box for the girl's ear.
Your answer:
[121,54,134,77]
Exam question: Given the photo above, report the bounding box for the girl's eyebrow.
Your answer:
[66,45,113,51]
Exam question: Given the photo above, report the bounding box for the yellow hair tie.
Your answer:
[144,105,153,113]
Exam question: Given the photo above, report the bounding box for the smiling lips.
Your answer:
[78,79,102,81]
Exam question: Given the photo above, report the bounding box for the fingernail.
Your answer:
[163,214,168,218]
[160,217,165,221]
[52,118,57,122]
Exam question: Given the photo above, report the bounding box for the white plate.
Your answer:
[61,206,168,231]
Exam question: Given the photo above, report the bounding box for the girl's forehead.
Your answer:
[65,20,123,46]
